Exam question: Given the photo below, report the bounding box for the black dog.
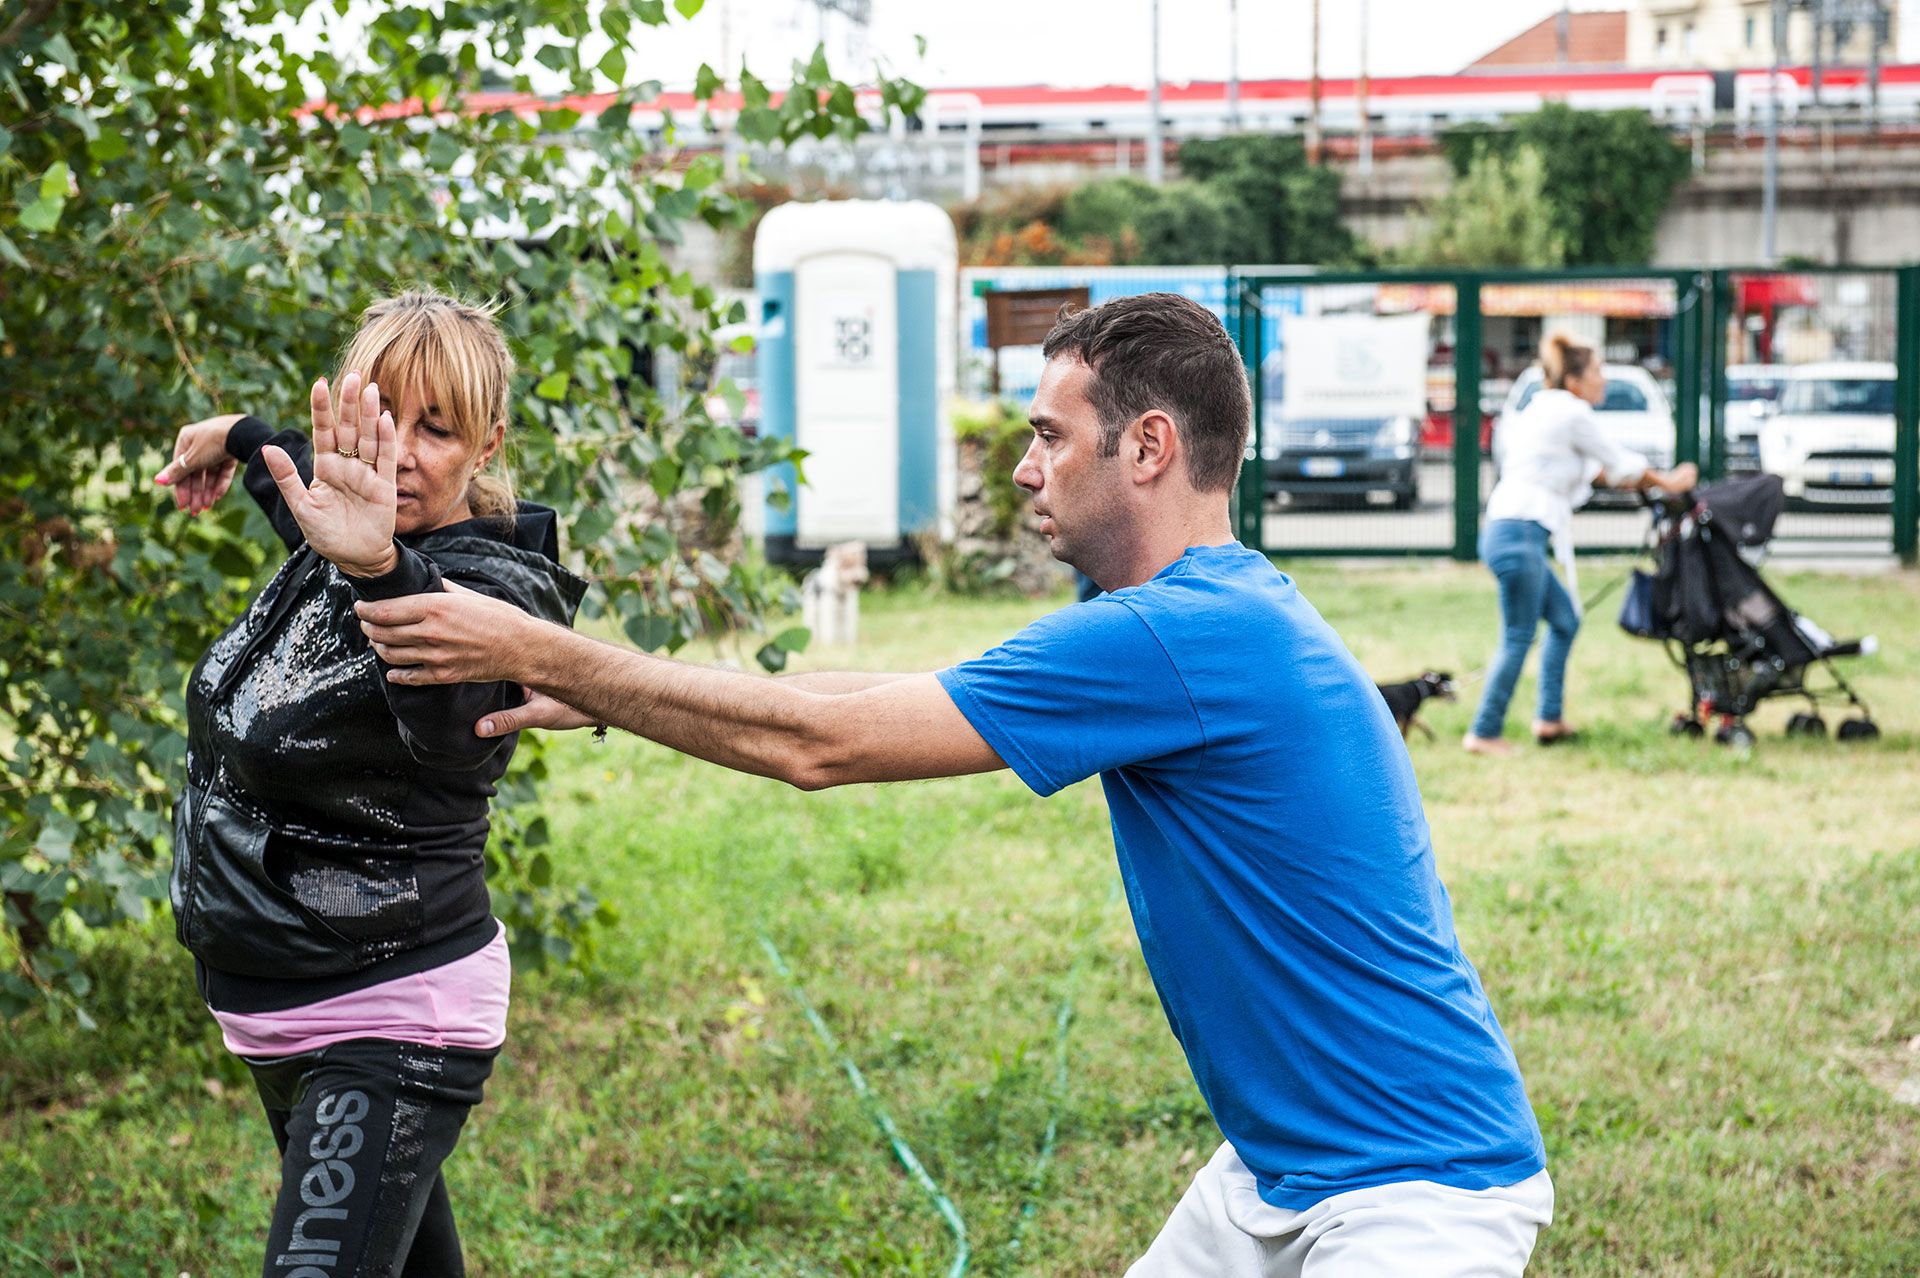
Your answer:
[1375,672,1456,740]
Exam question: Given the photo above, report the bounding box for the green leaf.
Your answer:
[17,195,63,233]
[34,816,76,864]
[534,371,570,400]
[39,160,70,200]
[736,106,780,144]
[0,232,26,270]
[59,104,98,141]
[0,123,10,158]
[622,610,674,651]
[693,63,723,101]
[674,0,705,17]
[87,130,128,163]
[772,626,810,652]
[425,130,463,170]
[636,0,668,24]
[598,47,626,86]
[529,851,552,887]
[754,642,788,673]
[337,123,372,157]
[40,32,78,72]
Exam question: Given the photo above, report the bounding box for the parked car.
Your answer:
[1757,361,1895,507]
[1494,365,1676,506]
[1723,364,1788,472]
[1260,414,1420,509]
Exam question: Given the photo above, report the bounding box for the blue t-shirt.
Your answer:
[937,542,1545,1210]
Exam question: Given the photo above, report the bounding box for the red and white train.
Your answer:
[437,62,1920,142]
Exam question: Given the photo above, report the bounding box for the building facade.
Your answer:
[1626,0,1896,70]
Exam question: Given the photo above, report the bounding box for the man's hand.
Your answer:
[476,690,598,739]
[264,372,400,577]
[356,581,548,686]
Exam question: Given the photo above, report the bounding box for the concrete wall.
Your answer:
[1339,139,1920,266]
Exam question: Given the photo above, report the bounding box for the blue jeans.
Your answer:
[1469,520,1580,739]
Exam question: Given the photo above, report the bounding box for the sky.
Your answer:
[620,0,1920,93]
[281,0,1920,98]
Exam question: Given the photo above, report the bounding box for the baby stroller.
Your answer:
[1619,473,1880,749]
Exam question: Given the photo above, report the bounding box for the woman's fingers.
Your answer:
[260,444,311,513]
[335,371,362,460]
[374,410,396,483]
[311,376,337,457]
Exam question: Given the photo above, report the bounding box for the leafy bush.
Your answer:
[1439,104,1691,265]
[0,2,920,1017]
[953,134,1359,268]
[1403,146,1567,268]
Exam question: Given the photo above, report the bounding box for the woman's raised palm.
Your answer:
[261,372,400,577]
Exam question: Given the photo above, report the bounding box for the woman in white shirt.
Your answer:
[1463,334,1697,757]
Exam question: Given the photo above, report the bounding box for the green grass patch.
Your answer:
[5,561,1918,1275]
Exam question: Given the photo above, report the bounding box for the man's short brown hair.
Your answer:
[1040,292,1252,492]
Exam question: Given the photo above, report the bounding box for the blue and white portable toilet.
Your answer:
[754,200,957,563]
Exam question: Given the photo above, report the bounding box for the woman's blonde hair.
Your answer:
[336,290,516,519]
[1539,331,1597,392]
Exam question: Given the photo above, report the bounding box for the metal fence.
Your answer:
[1229,266,1920,566]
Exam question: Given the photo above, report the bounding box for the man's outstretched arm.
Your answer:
[354,590,1003,790]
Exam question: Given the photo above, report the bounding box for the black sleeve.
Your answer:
[345,544,525,772]
[225,415,311,553]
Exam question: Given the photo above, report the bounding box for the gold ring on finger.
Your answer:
[337,446,359,459]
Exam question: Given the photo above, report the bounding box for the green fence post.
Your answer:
[1673,272,1702,469]
[1234,275,1265,551]
[1453,276,1482,561]
[1707,269,1731,481]
[1896,266,1919,567]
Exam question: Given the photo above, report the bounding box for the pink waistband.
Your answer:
[211,922,510,1058]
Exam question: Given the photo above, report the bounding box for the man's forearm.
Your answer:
[521,624,844,787]
[776,670,912,694]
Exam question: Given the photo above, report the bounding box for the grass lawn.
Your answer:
[4,558,1919,1276]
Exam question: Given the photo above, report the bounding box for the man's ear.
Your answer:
[1129,410,1179,484]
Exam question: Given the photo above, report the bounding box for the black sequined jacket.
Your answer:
[170,417,587,1012]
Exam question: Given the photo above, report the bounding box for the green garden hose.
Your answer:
[757,932,971,1277]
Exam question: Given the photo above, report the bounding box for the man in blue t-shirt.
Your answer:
[356,293,1553,1274]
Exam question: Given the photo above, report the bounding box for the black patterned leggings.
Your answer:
[245,1038,497,1278]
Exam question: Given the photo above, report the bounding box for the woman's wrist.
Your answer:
[337,543,402,580]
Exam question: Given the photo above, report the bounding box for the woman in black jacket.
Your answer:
[157,291,585,1277]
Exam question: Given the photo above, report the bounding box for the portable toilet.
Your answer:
[753,200,957,564]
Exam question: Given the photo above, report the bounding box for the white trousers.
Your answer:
[1126,1143,1554,1278]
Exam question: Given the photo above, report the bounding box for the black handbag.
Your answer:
[1617,568,1658,638]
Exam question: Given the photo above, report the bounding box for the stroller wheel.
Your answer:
[1670,714,1705,738]
[1715,722,1756,750]
[1837,718,1881,742]
[1785,713,1827,738]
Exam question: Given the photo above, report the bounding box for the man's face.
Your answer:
[1015,358,1126,574]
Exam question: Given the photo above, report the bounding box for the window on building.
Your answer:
[1683,23,1696,58]
[1657,25,1668,58]
[1745,15,1757,48]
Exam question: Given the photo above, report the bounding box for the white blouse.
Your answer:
[1485,387,1649,607]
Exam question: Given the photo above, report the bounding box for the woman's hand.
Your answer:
[154,414,245,515]
[260,372,401,578]
[1645,462,1699,495]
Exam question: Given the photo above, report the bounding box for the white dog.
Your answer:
[802,541,869,648]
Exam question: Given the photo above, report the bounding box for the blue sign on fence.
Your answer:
[962,267,1304,400]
